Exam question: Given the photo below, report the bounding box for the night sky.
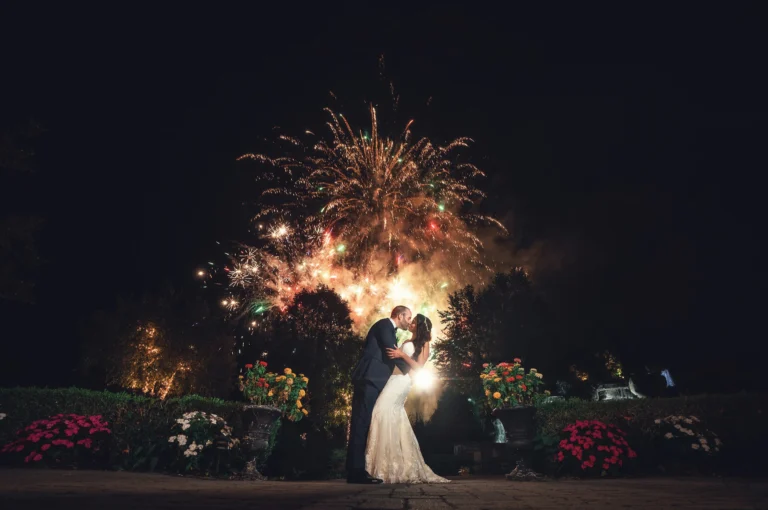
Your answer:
[1,5,765,390]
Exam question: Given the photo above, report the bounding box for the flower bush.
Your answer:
[168,411,238,473]
[652,415,721,462]
[239,361,309,422]
[1,414,111,467]
[554,420,637,477]
[480,359,548,408]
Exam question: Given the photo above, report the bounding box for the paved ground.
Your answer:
[1,469,767,509]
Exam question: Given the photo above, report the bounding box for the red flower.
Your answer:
[245,364,253,369]
[506,377,514,382]
[260,361,268,367]
[516,375,523,380]
[513,358,521,363]
[521,384,527,391]
[482,363,489,368]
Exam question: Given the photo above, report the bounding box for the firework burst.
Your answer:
[230,104,506,331]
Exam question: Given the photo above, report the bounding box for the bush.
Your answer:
[554,420,637,477]
[1,414,112,467]
[167,411,239,473]
[534,393,768,475]
[0,387,246,473]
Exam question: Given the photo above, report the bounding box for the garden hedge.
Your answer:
[534,393,768,475]
[0,387,246,472]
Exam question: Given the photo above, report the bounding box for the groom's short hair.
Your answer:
[391,306,410,318]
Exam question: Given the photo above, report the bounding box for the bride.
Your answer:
[365,313,450,484]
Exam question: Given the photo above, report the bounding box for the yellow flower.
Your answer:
[286,378,293,385]
[493,392,501,399]
[544,390,551,395]
[299,389,306,397]
[535,372,543,379]
[275,375,285,381]
[485,389,490,396]
[268,390,274,396]
[302,409,308,415]
[284,368,292,375]
[494,377,501,383]
[296,399,302,408]
[530,368,537,373]
[480,374,487,379]
[302,377,309,383]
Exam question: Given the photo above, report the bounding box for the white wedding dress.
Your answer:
[365,342,450,484]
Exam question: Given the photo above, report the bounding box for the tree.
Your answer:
[435,269,558,395]
[81,286,237,399]
[247,286,361,478]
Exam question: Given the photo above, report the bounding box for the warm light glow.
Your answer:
[412,369,436,391]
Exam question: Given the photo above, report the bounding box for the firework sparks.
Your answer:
[227,104,506,332]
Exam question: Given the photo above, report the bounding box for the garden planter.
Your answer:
[492,406,543,480]
[242,404,281,478]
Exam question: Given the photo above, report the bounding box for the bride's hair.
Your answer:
[411,314,432,361]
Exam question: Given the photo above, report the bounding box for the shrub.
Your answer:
[167,411,238,473]
[650,415,722,473]
[1,414,112,467]
[554,420,637,477]
[534,393,768,475]
[0,387,245,473]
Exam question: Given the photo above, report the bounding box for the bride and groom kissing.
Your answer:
[346,306,449,484]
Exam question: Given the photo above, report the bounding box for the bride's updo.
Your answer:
[411,314,432,361]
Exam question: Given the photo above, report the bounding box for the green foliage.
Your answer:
[436,270,558,396]
[0,387,245,473]
[533,393,768,475]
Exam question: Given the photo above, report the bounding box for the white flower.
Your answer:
[182,423,191,431]
[702,444,710,452]
[685,429,694,436]
[699,438,707,444]
[183,448,198,457]
[715,438,722,446]
[664,432,673,439]
[691,416,700,422]
[168,436,177,443]
[684,418,693,424]
[206,440,212,446]
[177,434,188,446]
[692,444,700,450]
[654,419,661,424]
[674,424,682,430]
[0,413,6,420]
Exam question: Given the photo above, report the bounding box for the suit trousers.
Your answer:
[346,379,382,474]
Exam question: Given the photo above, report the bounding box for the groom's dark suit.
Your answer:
[346,318,411,476]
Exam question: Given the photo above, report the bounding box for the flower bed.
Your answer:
[0,387,245,473]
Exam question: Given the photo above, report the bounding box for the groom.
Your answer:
[346,306,413,484]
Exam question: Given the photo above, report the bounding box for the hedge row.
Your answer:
[0,387,247,472]
[534,392,768,475]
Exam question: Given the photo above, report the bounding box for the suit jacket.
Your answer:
[351,318,412,390]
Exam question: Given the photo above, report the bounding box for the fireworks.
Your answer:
[226,104,506,332]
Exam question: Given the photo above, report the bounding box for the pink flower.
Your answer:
[603,463,610,470]
[628,449,637,459]
[33,454,43,462]
[77,439,92,449]
[41,444,51,452]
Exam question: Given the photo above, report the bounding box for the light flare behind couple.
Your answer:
[346,306,449,484]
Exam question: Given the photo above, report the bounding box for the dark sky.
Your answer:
[1,4,765,389]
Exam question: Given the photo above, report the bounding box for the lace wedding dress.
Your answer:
[365,342,450,484]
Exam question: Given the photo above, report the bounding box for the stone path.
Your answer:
[1,469,767,509]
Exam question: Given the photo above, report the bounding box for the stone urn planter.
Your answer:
[492,406,543,481]
[242,404,281,478]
